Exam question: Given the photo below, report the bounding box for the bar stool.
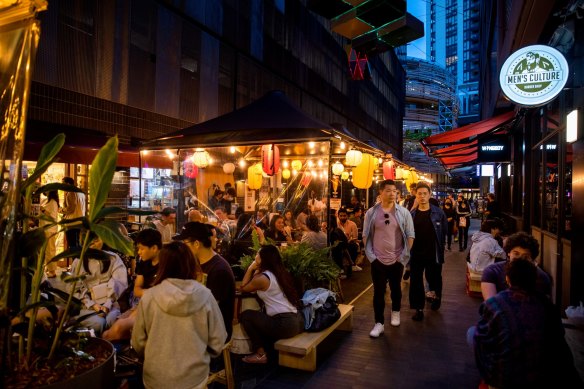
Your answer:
[207,340,234,389]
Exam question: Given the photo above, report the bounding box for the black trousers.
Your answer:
[240,310,304,351]
[371,260,404,324]
[65,228,81,250]
[458,225,469,249]
[446,221,454,248]
[409,255,442,310]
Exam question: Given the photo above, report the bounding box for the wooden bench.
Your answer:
[274,304,354,372]
[466,266,483,298]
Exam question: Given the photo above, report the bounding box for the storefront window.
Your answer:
[536,135,559,234]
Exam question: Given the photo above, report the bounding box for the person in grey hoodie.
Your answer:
[468,219,506,273]
[131,241,227,389]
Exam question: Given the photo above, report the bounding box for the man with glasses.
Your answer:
[175,222,235,339]
[363,180,415,338]
[409,182,448,321]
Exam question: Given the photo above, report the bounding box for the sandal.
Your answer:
[242,353,267,364]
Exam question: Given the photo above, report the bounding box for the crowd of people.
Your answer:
[34,178,580,388]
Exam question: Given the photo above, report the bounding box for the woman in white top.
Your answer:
[240,245,304,364]
[40,190,60,277]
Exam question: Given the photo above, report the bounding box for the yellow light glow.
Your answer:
[238,159,246,168]
[292,169,298,176]
[230,146,236,153]
[309,141,315,149]
[283,160,289,168]
[308,160,314,167]
[340,141,346,150]
[317,159,323,167]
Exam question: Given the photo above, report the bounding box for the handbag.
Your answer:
[90,283,110,305]
[306,295,340,332]
[459,217,467,227]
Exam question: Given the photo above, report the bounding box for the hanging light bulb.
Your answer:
[317,159,323,167]
[282,160,289,168]
[340,141,346,150]
[230,146,236,153]
[238,158,246,168]
[308,141,315,149]
[291,160,302,171]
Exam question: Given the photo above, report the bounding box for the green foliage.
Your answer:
[239,231,341,291]
[1,133,138,377]
[88,137,118,223]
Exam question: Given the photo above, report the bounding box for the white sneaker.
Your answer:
[390,311,401,327]
[369,323,384,338]
[352,265,363,272]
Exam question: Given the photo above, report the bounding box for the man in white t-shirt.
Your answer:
[153,207,176,243]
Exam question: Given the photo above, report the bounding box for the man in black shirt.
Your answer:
[409,182,448,321]
[176,222,236,340]
[103,228,161,341]
[485,193,501,220]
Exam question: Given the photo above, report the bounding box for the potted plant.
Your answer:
[0,134,136,387]
[239,233,341,295]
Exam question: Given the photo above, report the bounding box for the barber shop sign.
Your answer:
[499,45,568,107]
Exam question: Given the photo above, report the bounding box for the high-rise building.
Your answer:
[427,0,480,125]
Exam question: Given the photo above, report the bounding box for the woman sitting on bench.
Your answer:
[240,245,304,364]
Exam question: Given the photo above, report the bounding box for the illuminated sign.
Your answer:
[499,45,568,107]
[477,135,511,163]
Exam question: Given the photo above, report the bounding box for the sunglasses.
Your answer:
[384,213,390,225]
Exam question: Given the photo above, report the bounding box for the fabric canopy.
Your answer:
[140,90,383,153]
[421,111,518,170]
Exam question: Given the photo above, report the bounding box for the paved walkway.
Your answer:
[232,220,484,389]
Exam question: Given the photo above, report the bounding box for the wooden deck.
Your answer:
[245,219,484,389]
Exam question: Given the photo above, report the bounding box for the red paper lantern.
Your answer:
[383,160,395,180]
[183,159,198,179]
[262,144,280,176]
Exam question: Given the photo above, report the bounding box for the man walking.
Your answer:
[363,180,415,338]
[409,182,447,321]
[60,176,86,249]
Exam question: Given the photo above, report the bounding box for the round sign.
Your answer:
[499,45,568,107]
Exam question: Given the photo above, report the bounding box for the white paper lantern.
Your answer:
[345,149,363,167]
[192,148,210,168]
[223,162,235,174]
[332,162,344,176]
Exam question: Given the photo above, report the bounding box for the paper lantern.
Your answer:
[247,163,263,190]
[300,172,312,187]
[352,153,376,189]
[262,144,280,176]
[345,149,363,167]
[291,160,303,171]
[183,159,198,179]
[192,148,210,168]
[223,162,235,174]
[395,167,404,180]
[341,171,350,180]
[282,169,291,179]
[410,168,419,183]
[332,162,344,176]
[383,160,395,180]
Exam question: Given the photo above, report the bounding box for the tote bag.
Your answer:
[459,217,467,228]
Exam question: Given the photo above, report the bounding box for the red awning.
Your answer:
[421,111,518,170]
[421,111,516,147]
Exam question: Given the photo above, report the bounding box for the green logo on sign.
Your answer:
[508,52,560,92]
